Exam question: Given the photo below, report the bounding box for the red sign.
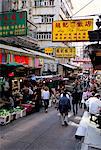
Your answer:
[0,53,2,64]
[14,55,29,65]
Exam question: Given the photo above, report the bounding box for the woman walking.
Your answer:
[41,86,50,113]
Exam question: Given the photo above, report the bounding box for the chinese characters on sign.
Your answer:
[45,47,53,54]
[52,19,93,42]
[0,11,27,37]
[55,47,76,58]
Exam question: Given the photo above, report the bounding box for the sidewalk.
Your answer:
[81,112,101,150]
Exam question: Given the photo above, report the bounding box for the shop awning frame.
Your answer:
[0,44,32,55]
[59,63,77,69]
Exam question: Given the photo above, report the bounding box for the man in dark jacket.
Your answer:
[58,92,71,126]
[72,89,79,116]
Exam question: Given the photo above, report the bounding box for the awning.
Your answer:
[24,48,55,60]
[0,44,32,55]
[59,63,77,69]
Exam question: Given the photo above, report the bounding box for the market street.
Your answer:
[0,107,83,150]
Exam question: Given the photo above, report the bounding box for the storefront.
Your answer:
[0,44,33,66]
[0,44,57,125]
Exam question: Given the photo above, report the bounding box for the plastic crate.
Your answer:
[0,114,11,125]
[20,104,33,114]
[16,111,21,119]
[20,109,26,117]
[10,112,16,121]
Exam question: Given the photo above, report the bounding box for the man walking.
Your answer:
[58,92,71,126]
[72,89,79,116]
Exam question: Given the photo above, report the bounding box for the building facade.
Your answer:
[0,0,38,49]
[32,0,73,49]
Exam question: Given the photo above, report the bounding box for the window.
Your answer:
[22,0,26,9]
[50,0,54,6]
[41,15,54,23]
[37,32,52,40]
[34,0,54,7]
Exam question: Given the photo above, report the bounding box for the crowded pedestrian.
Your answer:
[86,93,101,122]
[58,92,71,126]
[72,88,79,116]
[41,86,50,113]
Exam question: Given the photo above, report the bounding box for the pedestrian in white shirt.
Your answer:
[41,86,50,113]
[86,93,101,122]
[81,88,88,109]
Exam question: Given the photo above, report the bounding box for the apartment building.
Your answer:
[32,0,73,50]
[0,0,38,48]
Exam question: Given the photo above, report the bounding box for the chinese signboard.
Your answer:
[45,47,53,54]
[0,11,27,37]
[52,19,93,42]
[55,47,76,58]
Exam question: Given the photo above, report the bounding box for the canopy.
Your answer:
[3,62,23,67]
[59,63,77,69]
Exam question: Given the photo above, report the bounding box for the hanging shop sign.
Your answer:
[0,11,27,37]
[73,58,91,62]
[39,58,44,66]
[52,19,93,42]
[55,47,76,58]
[14,55,29,65]
[49,63,57,72]
[43,63,48,72]
[45,47,53,54]
[34,58,42,68]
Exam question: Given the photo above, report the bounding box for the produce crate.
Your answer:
[0,114,11,125]
[10,112,16,121]
[20,104,33,114]
[20,109,26,117]
[16,111,21,119]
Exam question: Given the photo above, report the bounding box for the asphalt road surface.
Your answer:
[0,107,83,150]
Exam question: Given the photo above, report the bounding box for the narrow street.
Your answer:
[0,107,83,150]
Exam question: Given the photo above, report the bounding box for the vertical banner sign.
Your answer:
[52,19,93,42]
[0,11,27,37]
[55,47,76,58]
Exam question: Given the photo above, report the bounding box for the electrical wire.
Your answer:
[70,13,101,19]
[70,0,95,18]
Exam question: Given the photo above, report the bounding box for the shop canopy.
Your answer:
[3,62,23,67]
[0,44,55,61]
[0,63,25,77]
[59,63,77,70]
[24,48,55,60]
[0,44,32,55]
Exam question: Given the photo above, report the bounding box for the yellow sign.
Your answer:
[45,47,53,54]
[52,19,93,42]
[55,47,76,58]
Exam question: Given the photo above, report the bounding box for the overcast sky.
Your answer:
[71,0,101,19]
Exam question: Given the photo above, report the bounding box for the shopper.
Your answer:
[86,93,101,122]
[41,86,50,113]
[3,78,10,99]
[81,88,88,109]
[72,89,79,116]
[58,92,71,126]
[73,79,83,108]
